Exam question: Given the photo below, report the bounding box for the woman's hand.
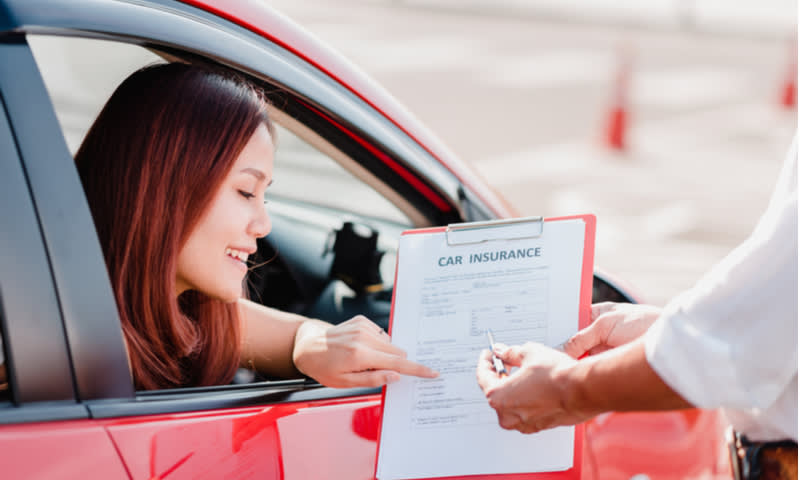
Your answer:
[562,302,662,358]
[292,315,438,388]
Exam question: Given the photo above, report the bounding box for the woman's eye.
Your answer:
[238,190,256,200]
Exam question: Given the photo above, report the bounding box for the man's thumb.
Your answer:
[563,325,600,359]
[496,344,531,366]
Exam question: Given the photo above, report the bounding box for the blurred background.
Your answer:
[270,0,798,305]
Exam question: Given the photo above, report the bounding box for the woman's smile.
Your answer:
[225,247,250,262]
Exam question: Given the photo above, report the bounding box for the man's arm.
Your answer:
[561,337,692,417]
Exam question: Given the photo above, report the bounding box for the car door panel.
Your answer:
[0,420,129,479]
[103,395,381,479]
[584,410,731,479]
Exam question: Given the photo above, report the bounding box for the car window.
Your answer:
[27,34,413,394]
[28,35,410,226]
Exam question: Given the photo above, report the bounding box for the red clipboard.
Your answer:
[375,214,596,480]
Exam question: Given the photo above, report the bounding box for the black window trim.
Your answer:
[88,382,382,419]
[0,36,134,404]
[0,38,84,418]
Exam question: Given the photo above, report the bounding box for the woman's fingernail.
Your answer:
[386,373,400,384]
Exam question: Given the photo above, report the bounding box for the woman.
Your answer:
[75,62,436,390]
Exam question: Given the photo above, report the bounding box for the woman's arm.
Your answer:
[238,298,437,388]
[238,298,308,379]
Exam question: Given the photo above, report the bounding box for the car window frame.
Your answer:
[0,38,91,424]
[0,35,134,406]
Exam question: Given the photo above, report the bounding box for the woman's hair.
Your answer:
[76,62,272,390]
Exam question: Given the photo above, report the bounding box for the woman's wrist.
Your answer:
[292,319,331,377]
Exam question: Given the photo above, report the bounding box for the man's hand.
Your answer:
[293,315,438,388]
[562,302,662,358]
[476,342,594,434]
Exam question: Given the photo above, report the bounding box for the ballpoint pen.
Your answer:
[486,329,508,378]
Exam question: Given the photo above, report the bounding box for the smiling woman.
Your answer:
[74,63,437,390]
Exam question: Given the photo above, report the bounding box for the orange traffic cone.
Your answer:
[604,44,633,151]
[779,38,797,109]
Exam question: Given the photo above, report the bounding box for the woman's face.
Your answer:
[176,123,274,302]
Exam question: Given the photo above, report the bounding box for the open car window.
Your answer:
[27,34,421,394]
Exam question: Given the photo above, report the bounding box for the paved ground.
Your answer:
[270,0,797,305]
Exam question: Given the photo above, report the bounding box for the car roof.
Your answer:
[178,0,515,218]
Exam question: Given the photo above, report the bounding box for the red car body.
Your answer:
[0,1,730,478]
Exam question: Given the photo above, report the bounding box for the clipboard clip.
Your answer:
[445,216,544,246]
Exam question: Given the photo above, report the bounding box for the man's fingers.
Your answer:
[590,302,617,321]
[587,344,612,356]
[564,310,615,358]
[497,411,522,431]
[476,349,505,391]
[563,326,598,358]
[495,344,531,366]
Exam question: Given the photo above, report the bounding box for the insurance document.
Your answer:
[376,216,594,480]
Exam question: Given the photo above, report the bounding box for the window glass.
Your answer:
[29,35,411,226]
[28,36,164,153]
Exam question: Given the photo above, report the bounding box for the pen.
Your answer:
[486,329,508,377]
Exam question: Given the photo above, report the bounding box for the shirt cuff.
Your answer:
[644,301,750,409]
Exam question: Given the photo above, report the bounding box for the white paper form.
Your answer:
[377,218,586,480]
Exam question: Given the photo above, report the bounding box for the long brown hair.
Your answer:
[76,63,271,390]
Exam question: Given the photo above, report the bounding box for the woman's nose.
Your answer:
[248,202,271,238]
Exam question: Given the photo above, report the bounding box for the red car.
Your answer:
[0,0,730,478]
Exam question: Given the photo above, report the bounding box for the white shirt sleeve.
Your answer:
[644,137,798,414]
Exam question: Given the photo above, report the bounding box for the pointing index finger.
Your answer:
[371,351,438,379]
